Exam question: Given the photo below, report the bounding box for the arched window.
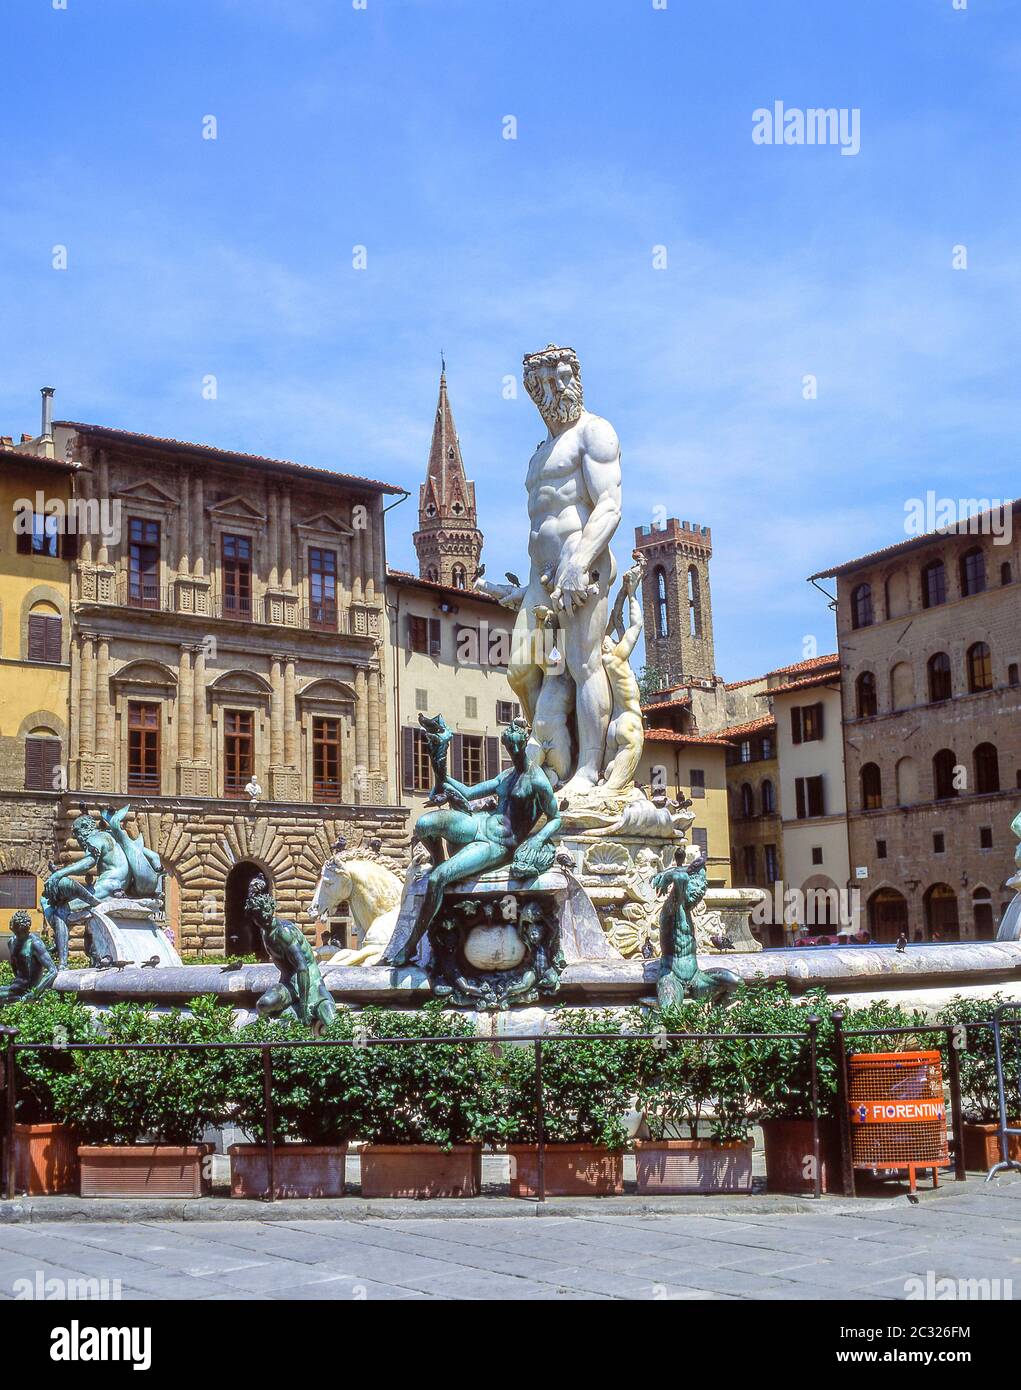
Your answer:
[960,546,986,597]
[426,567,438,583]
[740,782,754,818]
[687,566,701,637]
[850,583,873,630]
[927,652,952,702]
[655,568,669,639]
[895,755,918,805]
[967,641,992,693]
[974,742,1000,794]
[24,731,61,791]
[973,887,995,940]
[924,883,959,939]
[921,559,946,609]
[1001,561,1013,586]
[890,661,914,710]
[0,871,37,910]
[885,570,909,619]
[861,762,883,810]
[761,779,775,814]
[26,603,62,664]
[450,565,467,590]
[855,671,877,718]
[933,748,959,800]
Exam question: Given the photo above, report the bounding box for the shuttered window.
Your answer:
[402,726,432,793]
[27,613,62,663]
[313,717,341,802]
[24,737,61,791]
[127,702,161,793]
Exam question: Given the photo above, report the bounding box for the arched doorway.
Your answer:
[868,887,908,944]
[972,888,995,940]
[924,883,959,940]
[225,861,272,959]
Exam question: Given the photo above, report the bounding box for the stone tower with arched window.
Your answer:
[413,369,483,589]
[634,518,715,685]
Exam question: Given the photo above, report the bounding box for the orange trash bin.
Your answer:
[848,1050,949,1193]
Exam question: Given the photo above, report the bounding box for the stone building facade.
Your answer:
[810,505,1021,941]
[635,517,715,684]
[49,419,409,956]
[0,401,75,937]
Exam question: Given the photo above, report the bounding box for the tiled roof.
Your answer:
[760,670,842,697]
[0,448,78,472]
[807,502,1021,579]
[767,653,838,678]
[718,714,777,740]
[643,728,731,746]
[387,567,502,607]
[640,695,691,713]
[55,421,407,495]
[723,674,766,691]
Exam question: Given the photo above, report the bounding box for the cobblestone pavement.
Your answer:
[2,1176,1020,1301]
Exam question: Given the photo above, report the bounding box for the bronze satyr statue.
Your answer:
[383,717,562,968]
[0,911,58,1007]
[653,847,740,1010]
[246,877,337,1034]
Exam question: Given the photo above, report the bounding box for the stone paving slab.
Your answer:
[0,1175,1017,1300]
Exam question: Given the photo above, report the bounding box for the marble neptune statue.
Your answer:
[476,344,648,824]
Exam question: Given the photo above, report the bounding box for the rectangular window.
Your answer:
[404,727,432,793]
[408,615,429,653]
[312,717,341,802]
[465,696,478,720]
[0,873,36,909]
[462,734,484,785]
[27,613,62,664]
[128,517,161,609]
[308,547,337,630]
[742,845,757,884]
[933,831,946,854]
[127,701,160,793]
[764,844,779,883]
[496,700,519,724]
[980,825,993,849]
[739,741,751,763]
[760,736,774,760]
[689,768,706,799]
[222,534,252,619]
[24,737,61,791]
[876,839,887,859]
[16,512,60,559]
[415,688,429,712]
[801,703,824,742]
[795,775,825,819]
[224,709,254,797]
[691,827,709,857]
[811,846,823,865]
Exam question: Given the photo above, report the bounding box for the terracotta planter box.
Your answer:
[229,1144,348,1199]
[761,1118,842,1195]
[13,1123,79,1196]
[359,1144,481,1198]
[78,1144,212,1198]
[961,1123,1021,1172]
[635,1139,753,1195]
[507,1143,624,1198]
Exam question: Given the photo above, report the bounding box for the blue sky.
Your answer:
[2,0,1019,677]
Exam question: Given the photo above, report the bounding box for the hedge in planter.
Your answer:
[935,994,1021,1170]
[52,995,234,1197]
[497,1009,644,1196]
[355,1004,501,1197]
[214,1010,367,1198]
[1,991,96,1194]
[634,999,754,1194]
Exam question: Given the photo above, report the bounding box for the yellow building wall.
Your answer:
[0,455,72,934]
[636,738,732,886]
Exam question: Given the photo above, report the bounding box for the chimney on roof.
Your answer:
[40,387,55,441]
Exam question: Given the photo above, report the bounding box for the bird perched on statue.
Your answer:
[505,571,522,587]
[140,955,161,969]
[708,929,735,953]
[555,850,576,872]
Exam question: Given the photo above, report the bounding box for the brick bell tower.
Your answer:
[413,367,483,588]
[634,518,716,686]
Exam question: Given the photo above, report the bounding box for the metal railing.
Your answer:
[987,1002,1021,1181]
[0,1023,825,1205]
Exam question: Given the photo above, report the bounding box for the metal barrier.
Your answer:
[0,1022,821,1204]
[986,1002,1021,1181]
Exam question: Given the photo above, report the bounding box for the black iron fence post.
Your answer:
[1,1028,16,1200]
[262,1044,276,1203]
[808,1015,821,1200]
[832,1012,856,1198]
[534,1038,546,1205]
[945,1024,967,1182]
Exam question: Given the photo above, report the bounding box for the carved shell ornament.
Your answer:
[583,842,631,875]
